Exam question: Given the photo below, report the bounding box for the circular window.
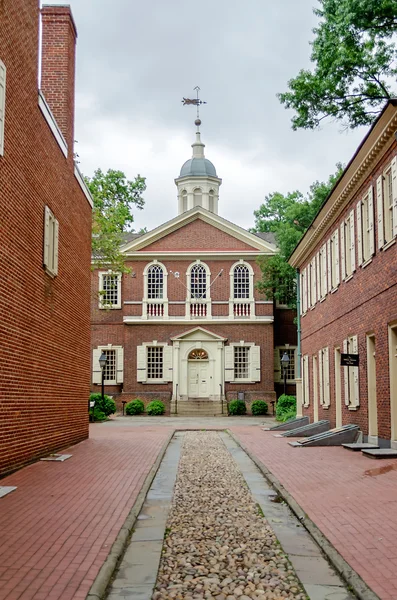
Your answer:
[188,349,209,360]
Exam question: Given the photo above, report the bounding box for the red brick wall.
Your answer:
[299,142,397,440]
[0,0,91,476]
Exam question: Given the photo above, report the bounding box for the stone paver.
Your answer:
[0,423,172,600]
[232,426,397,600]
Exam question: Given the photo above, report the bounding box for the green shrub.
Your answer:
[279,409,297,422]
[251,400,268,415]
[125,399,145,415]
[146,400,165,416]
[89,393,116,416]
[228,399,247,415]
[276,394,296,422]
[90,407,107,422]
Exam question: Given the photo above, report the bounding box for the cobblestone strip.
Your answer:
[154,431,307,600]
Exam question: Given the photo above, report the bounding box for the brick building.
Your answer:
[91,123,297,415]
[0,2,92,476]
[289,100,397,447]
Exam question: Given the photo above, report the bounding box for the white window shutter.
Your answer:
[326,239,331,292]
[137,345,147,382]
[376,175,384,249]
[368,186,375,257]
[318,350,323,405]
[53,219,59,276]
[303,355,309,406]
[343,339,349,406]
[224,346,234,382]
[356,201,363,266]
[334,229,340,286]
[350,210,356,272]
[312,259,317,305]
[392,157,397,237]
[163,346,173,382]
[299,272,303,316]
[307,264,311,308]
[324,347,330,407]
[316,253,321,300]
[92,349,102,384]
[321,244,327,297]
[116,347,124,384]
[340,223,346,280]
[250,346,261,382]
[0,60,6,156]
[44,206,50,267]
[352,335,359,407]
[304,267,308,311]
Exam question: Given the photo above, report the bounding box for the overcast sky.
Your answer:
[51,0,366,232]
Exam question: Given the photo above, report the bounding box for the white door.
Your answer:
[188,362,209,398]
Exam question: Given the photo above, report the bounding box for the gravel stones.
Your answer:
[153,432,306,599]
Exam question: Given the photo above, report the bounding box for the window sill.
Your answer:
[320,296,326,303]
[142,380,169,385]
[331,286,339,294]
[322,405,330,410]
[348,405,359,411]
[381,238,396,252]
[234,380,256,384]
[99,305,122,310]
[361,258,372,269]
[343,274,354,283]
[44,266,57,279]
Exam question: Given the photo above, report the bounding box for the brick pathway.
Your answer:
[0,423,172,600]
[232,427,397,600]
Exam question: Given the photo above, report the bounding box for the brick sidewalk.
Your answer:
[0,423,172,600]
[232,427,397,600]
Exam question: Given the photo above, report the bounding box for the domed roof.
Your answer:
[179,157,217,178]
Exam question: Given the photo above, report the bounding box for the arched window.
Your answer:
[209,190,214,212]
[193,188,202,208]
[147,264,164,299]
[233,264,250,299]
[182,190,187,212]
[190,263,207,299]
[188,349,209,360]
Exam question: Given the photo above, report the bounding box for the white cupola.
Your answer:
[175,118,222,215]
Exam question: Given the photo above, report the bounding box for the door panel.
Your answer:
[188,362,209,397]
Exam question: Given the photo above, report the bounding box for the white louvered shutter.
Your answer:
[335,229,340,286]
[303,268,308,313]
[356,201,363,266]
[352,335,359,407]
[368,186,375,257]
[116,347,124,384]
[250,346,261,382]
[0,60,6,156]
[224,346,234,382]
[136,345,147,382]
[307,263,311,308]
[376,175,384,249]
[326,239,332,292]
[53,219,59,275]
[312,258,317,305]
[321,245,327,297]
[44,206,50,267]
[318,350,323,405]
[303,355,309,406]
[350,210,356,272]
[92,349,102,384]
[163,346,173,382]
[343,339,349,406]
[316,253,321,300]
[392,157,397,237]
[324,347,330,407]
[340,222,346,280]
[299,272,303,316]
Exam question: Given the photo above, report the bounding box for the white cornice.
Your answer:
[122,251,271,259]
[289,102,397,267]
[123,316,274,325]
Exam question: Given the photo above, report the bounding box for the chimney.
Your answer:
[40,5,77,159]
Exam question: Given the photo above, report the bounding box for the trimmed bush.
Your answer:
[146,400,165,416]
[125,399,145,415]
[276,394,296,422]
[228,399,247,415]
[89,393,116,416]
[91,407,107,422]
[251,400,268,416]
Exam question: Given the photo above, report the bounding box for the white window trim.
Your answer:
[302,354,309,407]
[274,346,297,384]
[0,59,6,157]
[92,344,124,385]
[98,271,122,309]
[186,260,212,318]
[43,205,59,278]
[229,260,255,318]
[38,90,68,158]
[343,336,360,410]
[318,347,330,408]
[143,260,168,319]
[225,342,260,383]
[137,342,172,384]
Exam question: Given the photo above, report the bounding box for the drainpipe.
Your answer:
[295,269,303,417]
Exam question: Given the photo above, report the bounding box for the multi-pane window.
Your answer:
[147,346,163,380]
[44,206,59,277]
[234,346,249,379]
[383,167,393,243]
[147,264,164,299]
[191,264,207,299]
[233,264,250,299]
[279,348,295,380]
[103,349,116,383]
[101,273,120,307]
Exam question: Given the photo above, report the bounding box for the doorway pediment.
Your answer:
[170,326,227,342]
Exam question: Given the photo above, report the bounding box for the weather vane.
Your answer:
[182,86,207,125]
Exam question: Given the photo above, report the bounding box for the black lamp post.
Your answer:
[99,352,107,405]
[281,351,290,397]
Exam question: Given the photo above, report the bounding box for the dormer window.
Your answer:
[193,188,202,208]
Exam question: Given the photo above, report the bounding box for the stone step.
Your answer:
[342,443,380,451]
[361,448,397,459]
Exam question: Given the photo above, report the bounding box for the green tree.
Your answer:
[279,0,397,130]
[85,168,146,272]
[255,165,342,307]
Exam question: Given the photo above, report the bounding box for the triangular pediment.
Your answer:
[170,326,227,342]
[121,207,277,255]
